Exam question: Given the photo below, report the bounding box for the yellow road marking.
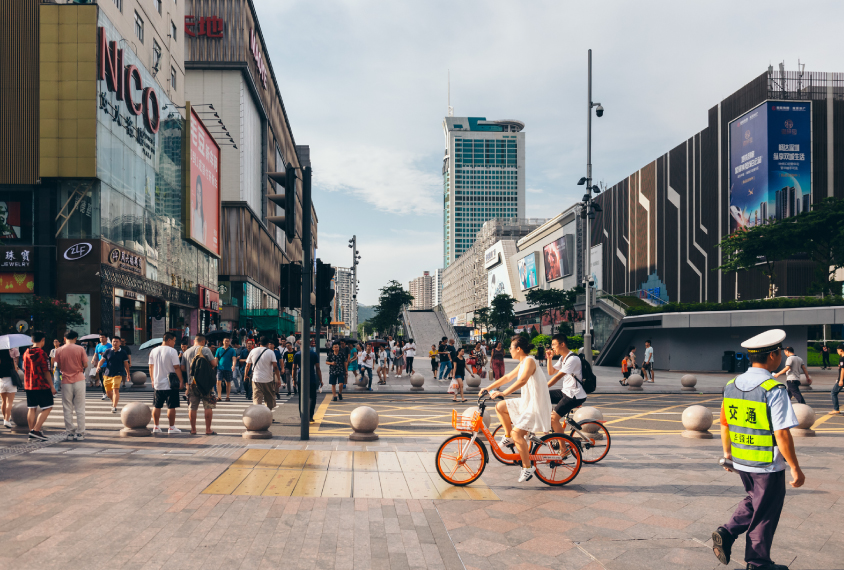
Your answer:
[256,449,289,469]
[202,468,251,494]
[233,469,275,495]
[427,472,471,500]
[353,451,378,471]
[810,414,837,429]
[404,472,441,499]
[262,470,301,497]
[603,397,722,426]
[322,471,353,498]
[231,448,269,468]
[312,394,331,426]
[281,450,311,469]
[328,450,353,471]
[304,450,332,470]
[353,471,382,498]
[292,470,327,497]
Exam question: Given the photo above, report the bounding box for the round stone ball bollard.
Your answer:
[130,371,147,388]
[790,403,816,437]
[573,406,604,439]
[462,406,491,429]
[120,402,152,437]
[799,373,813,391]
[349,406,379,441]
[464,373,482,392]
[242,404,273,439]
[10,402,31,434]
[681,374,698,392]
[681,405,713,439]
[409,372,425,392]
[627,373,644,391]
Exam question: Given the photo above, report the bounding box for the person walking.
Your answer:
[378,346,389,384]
[282,341,297,395]
[490,342,505,381]
[120,341,133,389]
[54,331,88,441]
[149,332,184,434]
[774,346,809,405]
[403,338,416,376]
[231,338,245,395]
[181,335,218,435]
[293,339,323,422]
[450,347,467,402]
[244,336,280,410]
[535,344,546,367]
[348,343,360,381]
[428,345,438,379]
[472,343,486,377]
[437,337,450,380]
[711,329,804,570]
[0,348,20,428]
[620,354,630,386]
[91,333,111,399]
[241,338,255,399]
[393,340,405,378]
[49,338,62,393]
[820,344,830,370]
[361,345,374,390]
[214,337,237,402]
[830,342,844,415]
[95,336,129,414]
[23,332,56,440]
[326,343,345,401]
[627,346,637,374]
[643,340,655,382]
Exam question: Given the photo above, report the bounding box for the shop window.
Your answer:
[152,40,162,74]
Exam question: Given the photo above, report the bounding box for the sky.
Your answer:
[253,0,844,306]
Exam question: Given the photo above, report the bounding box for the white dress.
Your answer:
[504,356,552,433]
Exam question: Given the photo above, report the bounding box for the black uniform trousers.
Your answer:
[723,469,786,567]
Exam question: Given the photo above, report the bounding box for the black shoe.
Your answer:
[287,392,291,396]
[332,396,337,402]
[712,527,734,565]
[746,564,789,570]
[30,430,47,441]
[338,392,343,400]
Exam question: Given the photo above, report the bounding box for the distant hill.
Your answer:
[357,304,377,322]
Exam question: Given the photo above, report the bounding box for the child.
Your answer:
[620,355,630,386]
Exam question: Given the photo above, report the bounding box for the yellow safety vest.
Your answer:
[723,377,783,468]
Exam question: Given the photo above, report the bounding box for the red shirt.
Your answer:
[23,347,52,391]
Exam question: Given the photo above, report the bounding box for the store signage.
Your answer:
[97,27,160,134]
[0,247,33,271]
[200,287,220,312]
[63,242,93,261]
[114,288,145,302]
[103,242,145,276]
[184,15,224,38]
[170,273,195,293]
[249,29,268,89]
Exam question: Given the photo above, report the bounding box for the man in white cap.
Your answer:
[711,329,804,570]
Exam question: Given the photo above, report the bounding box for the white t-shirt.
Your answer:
[246,347,277,383]
[150,345,181,390]
[357,351,366,366]
[362,351,373,369]
[50,348,58,370]
[644,346,653,364]
[404,343,416,358]
[785,355,804,381]
[378,350,387,365]
[553,352,587,399]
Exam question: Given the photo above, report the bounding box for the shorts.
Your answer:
[253,381,276,410]
[153,389,180,409]
[623,371,631,379]
[642,363,652,371]
[550,391,586,417]
[329,373,344,385]
[217,369,233,383]
[0,376,15,393]
[25,388,53,409]
[103,375,123,392]
[187,384,216,410]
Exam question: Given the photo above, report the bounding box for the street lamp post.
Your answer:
[348,236,360,338]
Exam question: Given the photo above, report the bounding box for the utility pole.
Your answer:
[300,166,312,440]
[349,235,360,338]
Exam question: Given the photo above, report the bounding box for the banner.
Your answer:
[185,105,221,257]
[590,244,602,291]
[487,263,512,305]
[542,234,572,282]
[729,101,812,232]
[517,252,538,290]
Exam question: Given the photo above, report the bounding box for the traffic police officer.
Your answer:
[712,329,804,570]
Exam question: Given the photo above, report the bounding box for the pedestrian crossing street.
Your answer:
[39,390,291,435]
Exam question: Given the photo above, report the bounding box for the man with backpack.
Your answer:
[180,335,218,435]
[547,333,596,433]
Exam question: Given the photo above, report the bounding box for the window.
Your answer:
[171,21,177,42]
[170,66,177,90]
[152,39,162,73]
[134,11,144,43]
[154,0,162,14]
[112,0,123,11]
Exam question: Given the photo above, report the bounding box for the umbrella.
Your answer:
[204,330,234,343]
[139,338,163,351]
[0,334,34,350]
[79,333,102,341]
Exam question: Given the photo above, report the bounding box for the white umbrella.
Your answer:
[80,334,102,341]
[139,338,164,351]
[0,334,35,350]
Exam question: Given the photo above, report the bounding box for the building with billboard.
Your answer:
[184,0,314,335]
[408,272,433,310]
[442,117,526,267]
[333,267,354,337]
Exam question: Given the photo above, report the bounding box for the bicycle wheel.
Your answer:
[569,421,611,464]
[436,435,488,486]
[489,425,520,465]
[530,433,581,486]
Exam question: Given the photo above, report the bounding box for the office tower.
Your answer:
[334,267,354,335]
[432,268,444,308]
[408,272,433,310]
[442,116,525,267]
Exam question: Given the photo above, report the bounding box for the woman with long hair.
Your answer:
[0,349,20,428]
[450,347,467,403]
[490,341,505,381]
[471,343,486,377]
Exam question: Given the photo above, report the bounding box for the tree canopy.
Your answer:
[369,280,414,337]
[524,286,582,335]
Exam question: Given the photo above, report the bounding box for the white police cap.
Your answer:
[741,329,786,354]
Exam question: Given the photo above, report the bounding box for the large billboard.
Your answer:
[517,252,538,290]
[542,234,573,282]
[487,263,512,305]
[184,104,221,257]
[729,101,812,232]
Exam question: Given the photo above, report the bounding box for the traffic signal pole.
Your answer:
[300,166,312,440]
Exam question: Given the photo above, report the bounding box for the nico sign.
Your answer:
[249,29,268,89]
[97,27,160,134]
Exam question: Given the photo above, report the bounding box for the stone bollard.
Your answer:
[573,406,604,439]
[790,403,816,437]
[355,375,368,390]
[10,402,31,434]
[119,402,152,437]
[462,406,490,429]
[349,406,379,441]
[130,371,147,389]
[409,372,425,392]
[464,373,482,393]
[799,374,813,391]
[242,404,273,439]
[681,405,713,439]
[681,374,698,392]
[627,373,644,391]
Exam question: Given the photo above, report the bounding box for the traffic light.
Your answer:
[279,262,302,309]
[315,259,335,312]
[267,165,297,242]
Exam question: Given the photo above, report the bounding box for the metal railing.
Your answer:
[619,289,669,306]
[434,305,462,349]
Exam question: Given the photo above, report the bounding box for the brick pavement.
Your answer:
[0,430,842,569]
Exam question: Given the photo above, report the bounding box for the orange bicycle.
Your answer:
[435,393,582,486]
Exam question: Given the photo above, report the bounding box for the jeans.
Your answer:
[786,380,805,405]
[233,366,244,394]
[832,381,843,412]
[405,357,414,374]
[438,361,452,379]
[362,367,373,389]
[53,369,62,391]
[822,353,831,368]
[61,381,85,435]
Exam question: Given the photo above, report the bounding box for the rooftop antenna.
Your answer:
[778,61,786,96]
[448,70,454,117]
[797,59,805,94]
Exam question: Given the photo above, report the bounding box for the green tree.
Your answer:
[524,287,583,335]
[370,280,414,337]
[21,296,85,340]
[489,294,516,342]
[716,221,798,298]
[472,307,491,339]
[790,198,844,296]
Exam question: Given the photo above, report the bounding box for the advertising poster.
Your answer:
[66,294,91,336]
[542,234,572,282]
[0,273,34,293]
[0,202,21,240]
[590,244,603,291]
[487,264,513,305]
[185,106,221,257]
[729,101,812,232]
[517,253,538,290]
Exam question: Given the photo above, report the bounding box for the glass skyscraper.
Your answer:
[442,117,525,267]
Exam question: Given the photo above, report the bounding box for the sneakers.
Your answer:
[3,419,11,428]
[76,433,85,441]
[499,436,515,448]
[101,394,108,400]
[152,426,162,434]
[111,407,118,413]
[29,430,47,441]
[338,392,343,401]
[517,466,535,483]
[711,527,734,565]
[168,427,182,434]
[333,396,338,402]
[746,564,789,570]
[66,434,75,441]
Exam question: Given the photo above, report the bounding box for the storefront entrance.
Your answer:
[114,289,145,346]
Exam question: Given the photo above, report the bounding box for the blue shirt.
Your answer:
[294,349,319,379]
[96,342,111,361]
[215,346,236,370]
[731,367,798,474]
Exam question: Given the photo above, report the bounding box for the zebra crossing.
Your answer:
[38,390,292,435]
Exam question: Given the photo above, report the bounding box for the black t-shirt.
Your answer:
[447,345,457,362]
[325,352,345,376]
[454,358,466,378]
[839,359,843,381]
[438,343,449,362]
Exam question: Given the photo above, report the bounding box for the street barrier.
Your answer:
[790,404,816,437]
[349,406,379,441]
[120,402,152,437]
[627,373,644,391]
[681,374,698,392]
[681,405,713,439]
[242,404,273,439]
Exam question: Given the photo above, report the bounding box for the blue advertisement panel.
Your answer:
[729,101,811,232]
[517,253,538,290]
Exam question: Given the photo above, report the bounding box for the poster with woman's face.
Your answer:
[188,108,220,257]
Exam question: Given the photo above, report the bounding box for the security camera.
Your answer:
[595,104,604,117]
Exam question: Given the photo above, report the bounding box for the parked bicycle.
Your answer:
[435,393,582,486]
[492,407,610,464]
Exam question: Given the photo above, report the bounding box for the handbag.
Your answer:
[447,379,458,394]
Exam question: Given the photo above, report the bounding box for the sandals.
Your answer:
[225,397,231,402]
[460,399,467,402]
[205,431,217,436]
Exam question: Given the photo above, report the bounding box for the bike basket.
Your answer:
[451,409,482,432]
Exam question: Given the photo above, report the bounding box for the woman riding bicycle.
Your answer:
[483,336,552,483]
[547,333,587,434]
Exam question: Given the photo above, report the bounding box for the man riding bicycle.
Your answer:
[547,334,587,434]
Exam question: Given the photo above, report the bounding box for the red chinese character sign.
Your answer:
[185,15,224,39]
[183,105,220,258]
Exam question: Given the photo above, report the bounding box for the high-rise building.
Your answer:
[442,117,525,267]
[432,268,444,308]
[775,186,797,220]
[408,272,433,310]
[334,267,354,336]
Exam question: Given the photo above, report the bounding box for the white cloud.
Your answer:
[526,187,544,194]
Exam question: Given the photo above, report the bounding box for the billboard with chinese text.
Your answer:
[184,105,221,257]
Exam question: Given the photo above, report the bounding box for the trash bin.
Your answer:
[735,352,748,373]
[722,351,736,373]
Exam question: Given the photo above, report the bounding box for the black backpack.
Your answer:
[190,350,217,397]
[565,352,597,394]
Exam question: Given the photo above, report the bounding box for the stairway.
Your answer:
[404,310,452,352]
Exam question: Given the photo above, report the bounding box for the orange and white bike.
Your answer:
[435,393,582,486]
